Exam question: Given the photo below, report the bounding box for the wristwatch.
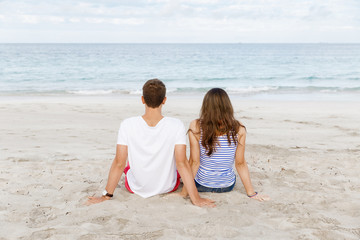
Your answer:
[102,190,113,198]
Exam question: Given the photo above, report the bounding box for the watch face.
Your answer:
[102,190,107,196]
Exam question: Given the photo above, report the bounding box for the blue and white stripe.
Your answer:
[195,134,237,188]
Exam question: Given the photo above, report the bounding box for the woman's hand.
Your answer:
[249,193,270,202]
[85,196,111,205]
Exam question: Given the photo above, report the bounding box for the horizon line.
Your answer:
[1,42,360,44]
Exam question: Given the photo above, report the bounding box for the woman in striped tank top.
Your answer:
[181,88,269,201]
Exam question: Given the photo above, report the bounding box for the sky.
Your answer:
[0,0,359,43]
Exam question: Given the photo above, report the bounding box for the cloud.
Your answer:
[110,18,144,25]
[0,0,359,42]
[82,17,143,25]
[69,18,81,23]
[21,15,39,24]
[48,16,65,23]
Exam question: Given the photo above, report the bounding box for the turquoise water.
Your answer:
[1,43,360,100]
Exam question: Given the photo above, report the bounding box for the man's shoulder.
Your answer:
[164,117,184,126]
[121,116,141,126]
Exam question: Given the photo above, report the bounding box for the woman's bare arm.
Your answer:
[235,127,270,201]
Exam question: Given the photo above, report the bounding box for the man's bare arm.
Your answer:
[86,144,127,205]
[180,120,201,197]
[175,145,215,207]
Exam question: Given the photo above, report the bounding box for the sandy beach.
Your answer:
[1,95,360,240]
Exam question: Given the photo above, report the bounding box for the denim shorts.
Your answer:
[195,179,236,193]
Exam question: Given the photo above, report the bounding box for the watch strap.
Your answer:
[102,190,113,198]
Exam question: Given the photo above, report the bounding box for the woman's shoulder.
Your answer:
[189,119,201,136]
[189,119,200,130]
[236,125,246,138]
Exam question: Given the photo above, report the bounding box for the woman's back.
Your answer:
[181,88,269,200]
[195,133,237,188]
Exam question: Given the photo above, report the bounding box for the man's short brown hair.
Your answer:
[142,79,166,108]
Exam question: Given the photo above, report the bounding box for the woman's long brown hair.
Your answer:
[197,88,245,156]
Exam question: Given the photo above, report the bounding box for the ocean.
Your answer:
[1,43,360,100]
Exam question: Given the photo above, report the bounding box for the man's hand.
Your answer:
[85,196,111,206]
[192,197,216,207]
[177,191,189,198]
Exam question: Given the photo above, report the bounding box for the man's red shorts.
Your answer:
[124,163,180,194]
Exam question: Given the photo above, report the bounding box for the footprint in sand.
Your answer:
[182,225,240,238]
[27,207,57,228]
[90,216,128,230]
[104,230,164,240]
[22,228,57,240]
[90,216,112,224]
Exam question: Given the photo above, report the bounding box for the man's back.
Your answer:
[117,116,186,198]
[86,79,214,207]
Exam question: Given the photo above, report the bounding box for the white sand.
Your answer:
[1,95,360,240]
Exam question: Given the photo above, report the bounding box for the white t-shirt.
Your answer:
[117,116,186,198]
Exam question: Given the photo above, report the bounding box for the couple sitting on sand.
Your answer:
[87,79,269,207]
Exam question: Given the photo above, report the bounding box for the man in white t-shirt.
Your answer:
[87,79,215,207]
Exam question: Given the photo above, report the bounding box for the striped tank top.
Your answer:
[195,133,237,188]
